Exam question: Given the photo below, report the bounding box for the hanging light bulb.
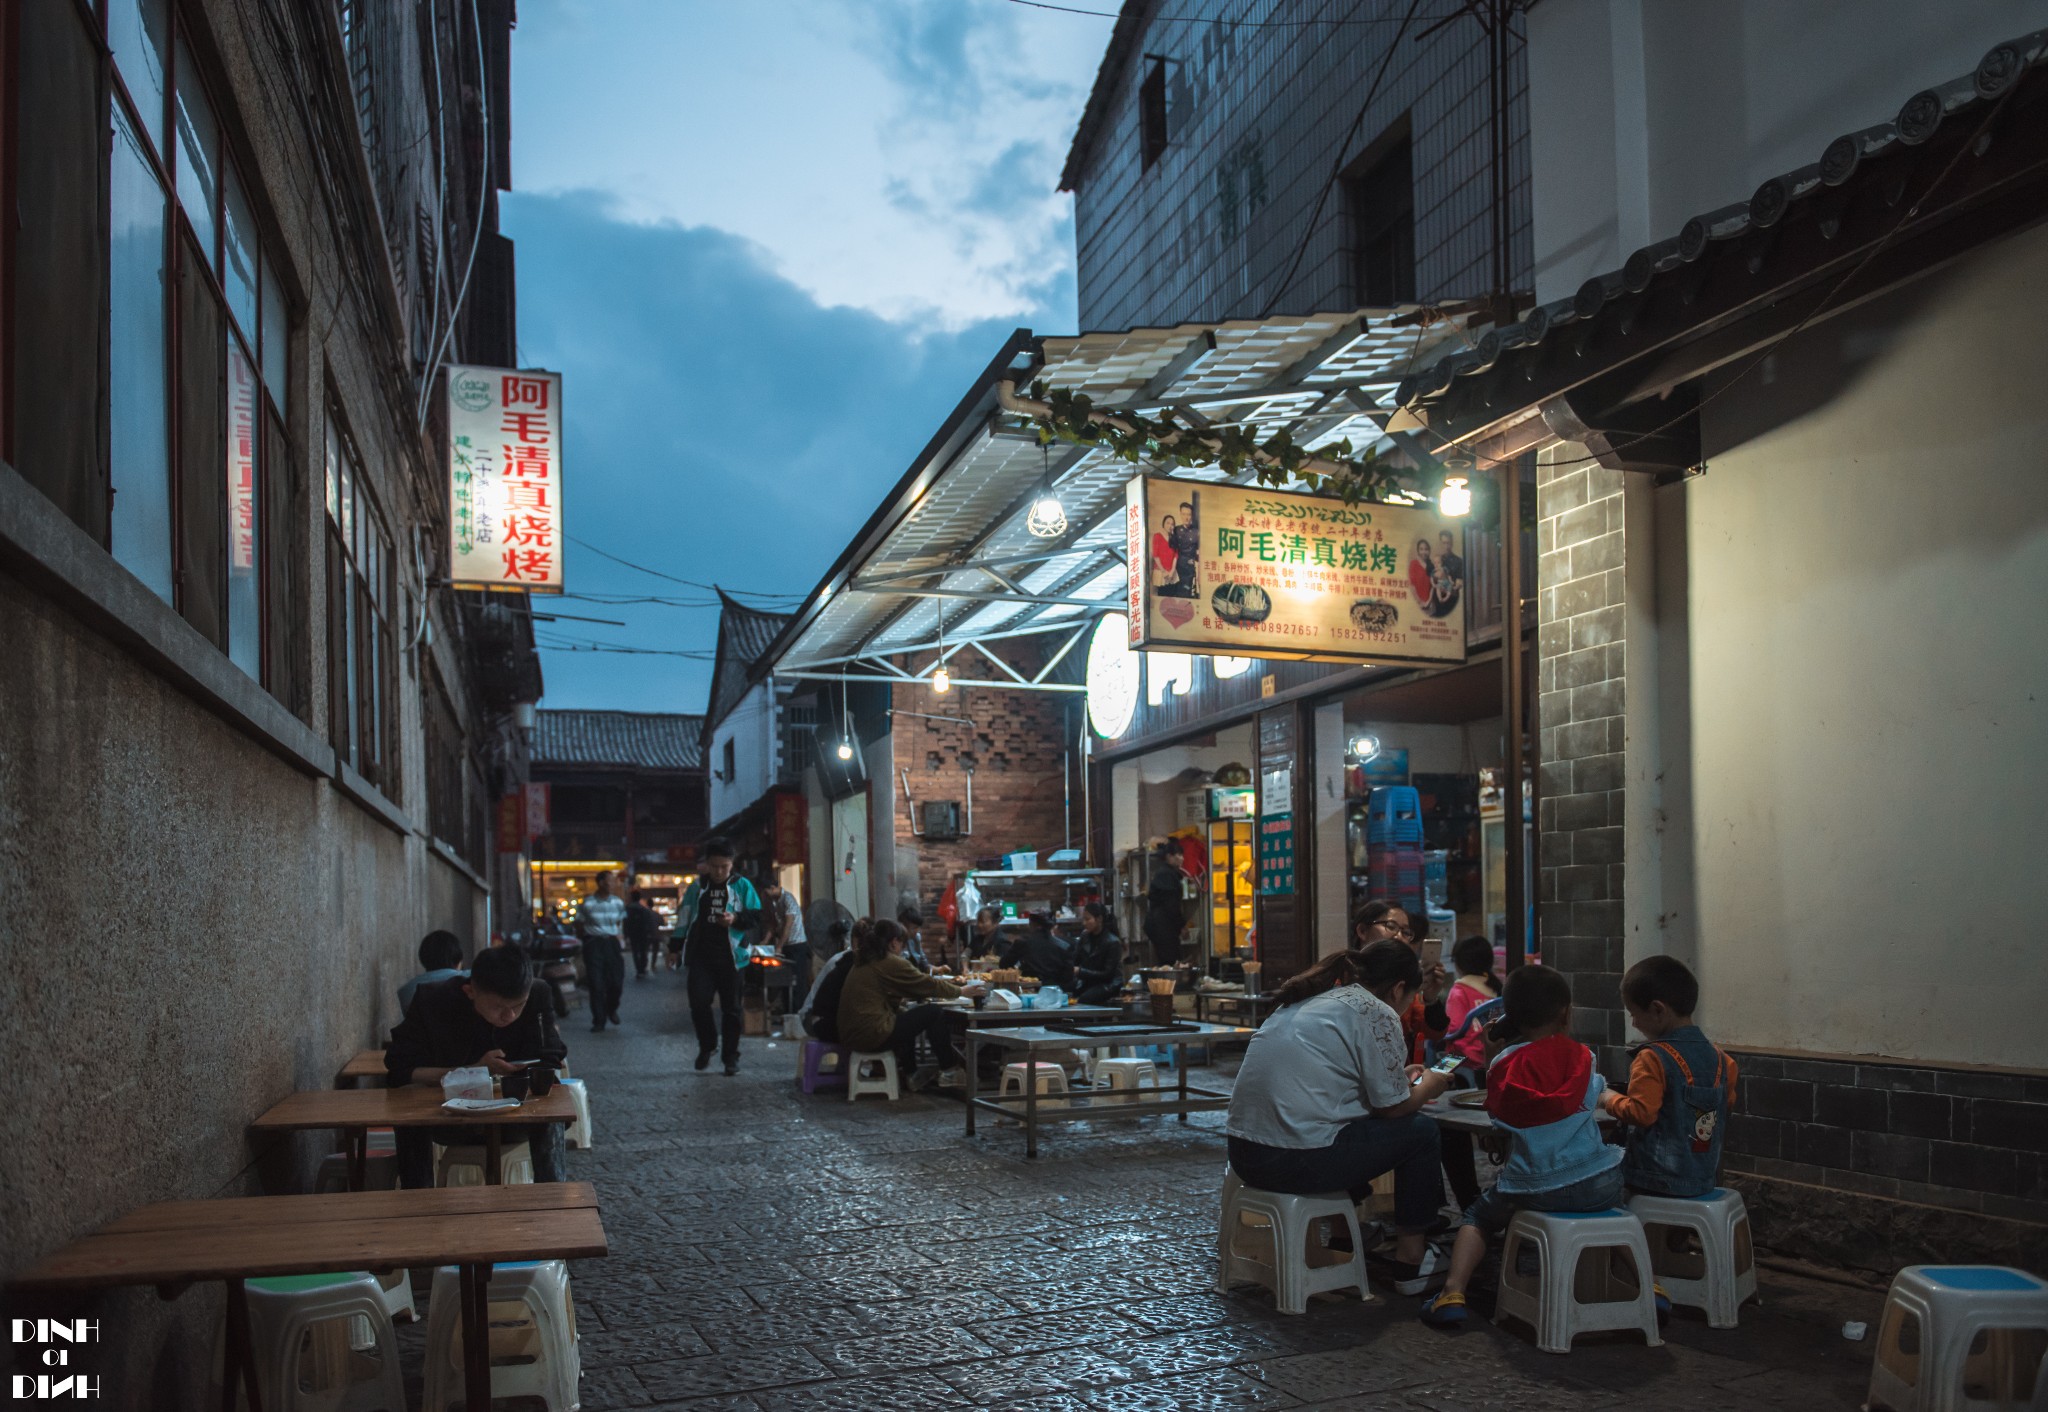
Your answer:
[836,739,854,761]
[932,662,953,694]
[1439,454,1474,517]
[1026,443,1066,539]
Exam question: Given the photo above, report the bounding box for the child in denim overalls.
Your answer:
[1602,955,1739,1198]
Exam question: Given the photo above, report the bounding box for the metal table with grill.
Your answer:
[962,1020,1252,1158]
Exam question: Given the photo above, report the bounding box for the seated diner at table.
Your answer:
[998,910,1075,992]
[1225,939,1453,1294]
[385,946,569,1186]
[1069,902,1127,1005]
[838,918,983,1090]
[397,928,467,1015]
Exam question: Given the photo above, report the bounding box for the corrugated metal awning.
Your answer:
[766,307,1477,690]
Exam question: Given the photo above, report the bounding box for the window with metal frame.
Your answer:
[324,407,399,796]
[16,0,298,700]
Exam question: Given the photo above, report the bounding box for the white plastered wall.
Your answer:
[1657,221,2048,1068]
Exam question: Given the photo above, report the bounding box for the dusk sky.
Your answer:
[505,0,1114,712]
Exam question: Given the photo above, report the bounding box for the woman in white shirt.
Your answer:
[1226,939,1454,1292]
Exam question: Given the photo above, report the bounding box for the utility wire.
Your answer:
[565,535,803,601]
[1005,0,1458,27]
[1258,0,1427,319]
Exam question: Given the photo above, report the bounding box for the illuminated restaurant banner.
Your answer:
[1123,475,1467,666]
[448,365,564,592]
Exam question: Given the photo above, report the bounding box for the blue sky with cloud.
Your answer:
[504,1,1111,712]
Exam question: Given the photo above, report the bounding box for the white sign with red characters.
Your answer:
[447,365,564,592]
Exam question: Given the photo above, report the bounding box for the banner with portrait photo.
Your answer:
[1122,475,1467,666]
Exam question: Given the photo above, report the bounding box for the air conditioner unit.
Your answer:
[922,801,961,841]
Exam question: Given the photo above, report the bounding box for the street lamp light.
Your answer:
[1439,454,1474,517]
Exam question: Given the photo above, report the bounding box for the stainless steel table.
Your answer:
[963,1021,1253,1158]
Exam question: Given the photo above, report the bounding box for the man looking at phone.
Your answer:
[385,946,568,1187]
[674,837,761,1075]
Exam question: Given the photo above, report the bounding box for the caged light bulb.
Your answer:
[1439,473,1472,517]
[932,664,952,694]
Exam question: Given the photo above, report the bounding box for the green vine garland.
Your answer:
[1027,380,1415,505]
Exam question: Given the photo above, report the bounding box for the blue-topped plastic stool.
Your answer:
[1867,1265,2048,1412]
[1493,1208,1662,1353]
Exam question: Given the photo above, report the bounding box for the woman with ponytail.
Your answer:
[836,918,984,1089]
[1226,939,1453,1294]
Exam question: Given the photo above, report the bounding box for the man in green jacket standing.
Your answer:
[673,837,761,1075]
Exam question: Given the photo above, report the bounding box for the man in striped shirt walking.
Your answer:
[577,871,628,1033]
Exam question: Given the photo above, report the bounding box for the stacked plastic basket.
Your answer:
[1365,786,1425,918]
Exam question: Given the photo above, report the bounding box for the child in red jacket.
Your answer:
[1420,965,1624,1327]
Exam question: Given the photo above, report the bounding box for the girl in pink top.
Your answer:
[1443,935,1501,1072]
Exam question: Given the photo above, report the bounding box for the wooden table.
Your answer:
[10,1183,606,1412]
[251,1086,579,1188]
[333,1048,387,1087]
[963,1021,1253,1158]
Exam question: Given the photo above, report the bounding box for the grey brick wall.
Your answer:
[1535,454,1628,1074]
[1068,0,1530,330]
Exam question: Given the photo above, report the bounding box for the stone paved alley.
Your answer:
[405,975,1893,1411]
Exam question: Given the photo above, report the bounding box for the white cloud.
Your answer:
[512,0,1109,330]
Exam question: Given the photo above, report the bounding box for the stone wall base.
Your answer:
[1731,1171,2048,1277]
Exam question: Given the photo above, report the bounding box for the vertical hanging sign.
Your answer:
[447,365,565,592]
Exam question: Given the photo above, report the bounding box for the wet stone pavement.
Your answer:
[472,973,1884,1410]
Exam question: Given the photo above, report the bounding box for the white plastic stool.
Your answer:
[999,1061,1070,1107]
[1216,1173,1371,1314]
[1094,1057,1161,1098]
[560,1078,593,1150]
[1494,1209,1663,1353]
[434,1140,533,1187]
[1867,1266,2048,1412]
[422,1261,579,1412]
[236,1272,405,1412]
[372,1268,416,1324]
[1628,1187,1757,1328]
[847,1051,901,1101]
[314,1152,398,1194]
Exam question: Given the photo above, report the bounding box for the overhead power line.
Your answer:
[565,534,803,602]
[1004,0,1458,26]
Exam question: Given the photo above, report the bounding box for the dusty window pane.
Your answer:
[223,166,259,338]
[108,0,170,157]
[110,108,175,603]
[261,259,288,409]
[227,340,262,677]
[174,36,219,260]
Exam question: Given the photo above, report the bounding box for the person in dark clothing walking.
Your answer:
[673,838,761,1075]
[623,888,661,978]
[576,870,627,1031]
[1070,902,1127,1005]
[385,947,568,1187]
[1144,839,1189,966]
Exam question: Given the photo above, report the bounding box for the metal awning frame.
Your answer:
[761,307,1482,690]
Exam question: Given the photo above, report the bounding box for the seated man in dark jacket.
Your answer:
[1069,902,1127,1006]
[998,911,1075,992]
[385,946,569,1187]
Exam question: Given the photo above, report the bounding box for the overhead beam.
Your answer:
[776,670,1085,694]
[847,585,1108,609]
